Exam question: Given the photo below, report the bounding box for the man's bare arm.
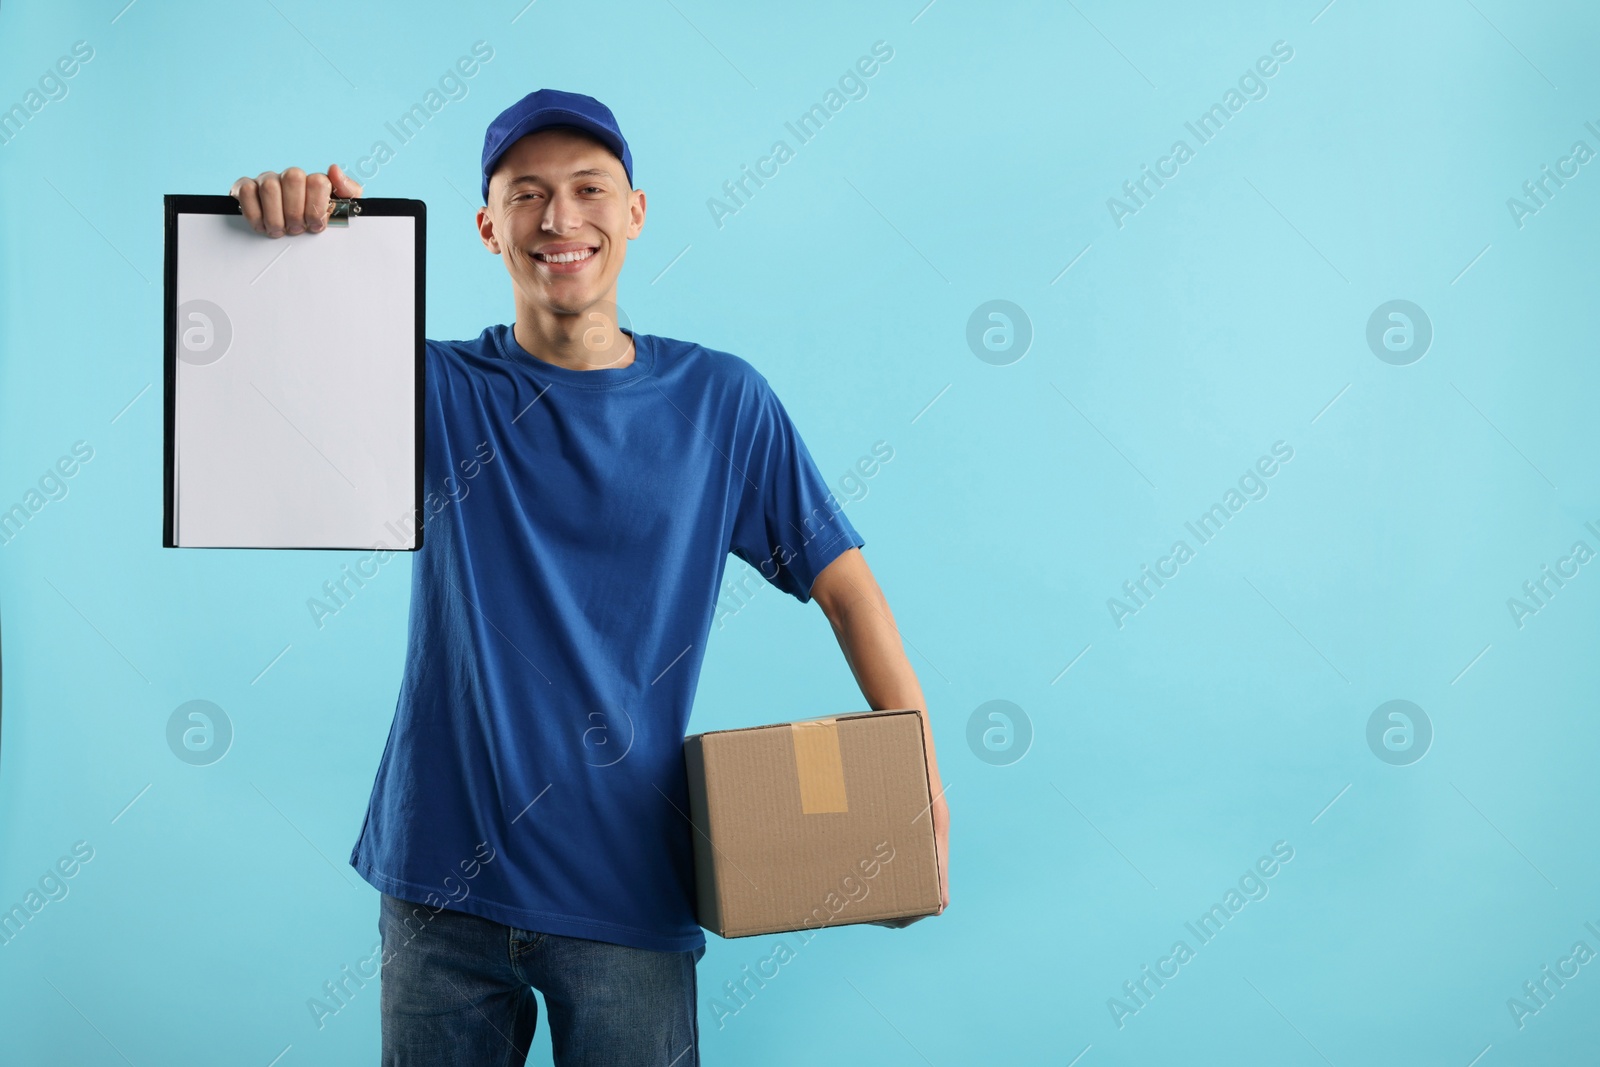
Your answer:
[810,546,949,920]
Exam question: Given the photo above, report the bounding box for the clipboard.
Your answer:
[162,194,426,550]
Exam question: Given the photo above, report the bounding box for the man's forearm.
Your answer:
[825,587,943,797]
[812,547,950,913]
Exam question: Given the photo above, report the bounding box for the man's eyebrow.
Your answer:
[505,168,615,187]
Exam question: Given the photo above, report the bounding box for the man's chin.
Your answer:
[545,298,599,317]
[522,281,599,314]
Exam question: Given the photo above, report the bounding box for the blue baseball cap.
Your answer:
[480,89,633,203]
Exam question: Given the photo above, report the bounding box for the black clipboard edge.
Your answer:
[161,194,427,552]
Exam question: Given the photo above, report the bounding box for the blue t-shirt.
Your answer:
[348,323,864,954]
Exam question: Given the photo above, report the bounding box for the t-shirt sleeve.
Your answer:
[727,375,864,603]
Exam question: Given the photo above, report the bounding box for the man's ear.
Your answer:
[628,188,647,240]
[476,206,502,254]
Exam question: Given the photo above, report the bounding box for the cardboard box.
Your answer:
[683,707,943,938]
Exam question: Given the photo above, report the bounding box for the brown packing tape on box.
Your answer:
[790,719,848,814]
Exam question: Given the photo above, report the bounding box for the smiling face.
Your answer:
[478,126,645,323]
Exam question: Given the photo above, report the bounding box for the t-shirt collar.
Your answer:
[493,322,655,389]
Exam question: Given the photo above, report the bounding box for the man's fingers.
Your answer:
[231,177,265,234]
[304,172,333,233]
[230,167,361,238]
[255,170,286,237]
[281,167,308,235]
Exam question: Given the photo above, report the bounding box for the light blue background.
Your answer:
[2,1,1597,1064]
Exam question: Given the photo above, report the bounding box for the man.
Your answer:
[229,89,949,1066]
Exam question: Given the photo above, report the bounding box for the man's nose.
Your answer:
[541,192,582,233]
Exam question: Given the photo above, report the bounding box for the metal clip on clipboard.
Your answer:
[327,197,361,227]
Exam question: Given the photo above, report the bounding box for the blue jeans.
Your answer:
[379,893,700,1066]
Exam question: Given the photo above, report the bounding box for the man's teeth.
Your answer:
[537,248,595,264]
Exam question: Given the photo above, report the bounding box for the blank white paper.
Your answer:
[173,211,418,549]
